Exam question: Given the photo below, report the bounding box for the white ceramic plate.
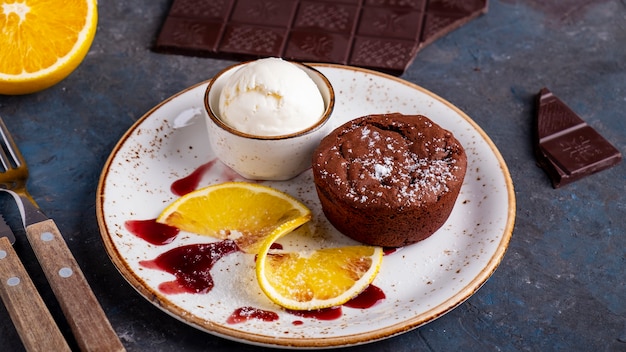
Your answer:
[96,64,515,349]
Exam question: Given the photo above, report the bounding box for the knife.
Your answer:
[0,214,70,352]
[0,188,126,352]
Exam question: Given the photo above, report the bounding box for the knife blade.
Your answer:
[0,215,15,244]
[0,214,70,351]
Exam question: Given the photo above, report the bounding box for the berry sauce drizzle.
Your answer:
[228,284,385,325]
[287,306,343,321]
[170,159,218,196]
[170,158,247,196]
[343,284,386,309]
[124,219,180,245]
[139,240,239,294]
[227,307,279,324]
[125,159,246,245]
[128,160,392,325]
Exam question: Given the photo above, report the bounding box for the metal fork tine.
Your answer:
[0,117,23,171]
[0,141,12,171]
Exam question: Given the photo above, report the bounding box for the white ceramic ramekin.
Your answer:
[204,61,335,181]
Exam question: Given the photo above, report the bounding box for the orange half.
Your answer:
[0,0,98,94]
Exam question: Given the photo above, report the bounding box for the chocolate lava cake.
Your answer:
[312,113,467,247]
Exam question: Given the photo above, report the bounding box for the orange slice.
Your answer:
[256,219,383,311]
[157,182,311,254]
[0,0,98,95]
[157,181,383,310]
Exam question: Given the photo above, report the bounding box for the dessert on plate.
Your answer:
[204,57,334,180]
[218,57,325,136]
[312,113,467,247]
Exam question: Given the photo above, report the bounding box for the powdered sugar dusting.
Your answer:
[374,163,392,179]
[316,115,465,208]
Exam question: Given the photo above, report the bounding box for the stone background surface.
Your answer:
[0,0,624,351]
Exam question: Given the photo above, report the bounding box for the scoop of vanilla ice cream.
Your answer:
[218,58,325,136]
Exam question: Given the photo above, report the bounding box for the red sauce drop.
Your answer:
[227,306,279,324]
[169,159,250,196]
[225,284,386,325]
[170,160,218,196]
[139,240,239,294]
[286,306,343,321]
[343,284,385,309]
[270,243,283,250]
[124,219,180,245]
[383,247,402,255]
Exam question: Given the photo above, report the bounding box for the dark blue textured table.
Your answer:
[1,1,624,351]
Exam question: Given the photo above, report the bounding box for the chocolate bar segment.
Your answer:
[421,0,489,46]
[154,0,488,75]
[284,1,359,65]
[155,0,233,54]
[349,1,427,73]
[535,87,622,188]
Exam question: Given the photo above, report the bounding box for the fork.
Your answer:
[0,116,125,352]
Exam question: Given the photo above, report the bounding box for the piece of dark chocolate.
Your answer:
[154,0,488,75]
[421,0,490,46]
[535,87,622,188]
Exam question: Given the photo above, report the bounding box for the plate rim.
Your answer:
[96,63,516,348]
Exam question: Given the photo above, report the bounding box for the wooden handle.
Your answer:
[25,219,125,352]
[0,236,71,352]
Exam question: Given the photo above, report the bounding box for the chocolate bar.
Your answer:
[535,88,622,188]
[154,0,488,75]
